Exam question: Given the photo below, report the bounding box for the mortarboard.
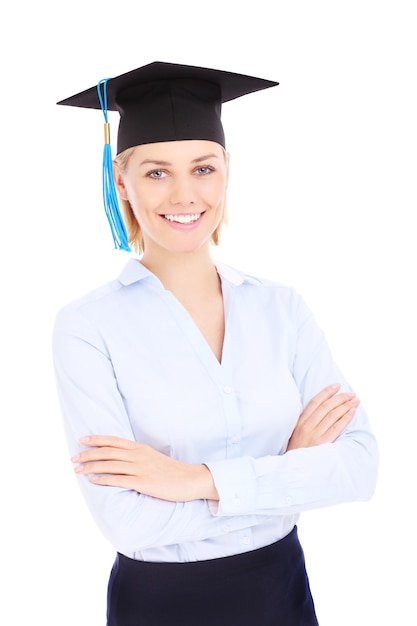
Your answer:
[57,61,279,250]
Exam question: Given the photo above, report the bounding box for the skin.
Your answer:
[72,140,359,503]
[114,139,229,261]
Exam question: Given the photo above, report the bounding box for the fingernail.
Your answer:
[71,454,80,462]
[79,436,90,444]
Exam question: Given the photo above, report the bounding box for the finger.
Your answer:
[88,474,179,502]
[312,396,359,438]
[300,384,341,422]
[319,406,357,443]
[299,391,356,429]
[71,446,135,464]
[74,460,137,476]
[316,393,358,422]
[89,473,142,490]
[79,435,136,449]
[320,396,360,433]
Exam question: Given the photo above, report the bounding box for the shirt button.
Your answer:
[242,536,250,545]
[233,497,241,507]
[230,435,238,444]
[284,495,293,505]
[223,385,233,394]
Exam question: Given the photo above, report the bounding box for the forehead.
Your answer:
[132,139,224,163]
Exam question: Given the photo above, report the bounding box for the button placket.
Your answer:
[221,383,242,459]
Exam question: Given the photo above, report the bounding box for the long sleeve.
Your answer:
[206,291,378,517]
[52,301,271,558]
[52,259,378,561]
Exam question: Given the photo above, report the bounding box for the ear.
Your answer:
[113,161,129,201]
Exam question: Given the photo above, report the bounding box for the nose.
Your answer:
[169,175,196,206]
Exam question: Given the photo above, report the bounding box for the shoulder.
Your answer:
[54,278,124,324]
[52,280,124,349]
[52,259,137,336]
[54,258,152,319]
[216,261,301,303]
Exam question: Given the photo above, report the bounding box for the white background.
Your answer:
[1,1,416,624]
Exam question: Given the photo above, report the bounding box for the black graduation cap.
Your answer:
[57,61,279,153]
[57,61,279,251]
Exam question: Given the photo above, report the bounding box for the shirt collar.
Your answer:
[118,258,261,288]
[118,258,156,286]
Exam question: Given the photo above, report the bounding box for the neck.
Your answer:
[140,248,220,301]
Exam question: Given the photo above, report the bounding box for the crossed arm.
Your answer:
[71,383,360,503]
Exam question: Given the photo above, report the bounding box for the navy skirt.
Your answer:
[107,526,319,625]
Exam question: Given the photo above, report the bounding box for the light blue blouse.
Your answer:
[52,259,378,563]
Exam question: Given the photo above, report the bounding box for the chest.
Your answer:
[105,286,301,461]
[182,292,225,363]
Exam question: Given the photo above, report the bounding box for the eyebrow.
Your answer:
[192,153,220,163]
[139,154,220,167]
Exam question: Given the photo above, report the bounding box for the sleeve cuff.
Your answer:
[205,456,258,516]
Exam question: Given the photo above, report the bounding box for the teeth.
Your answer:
[164,213,201,224]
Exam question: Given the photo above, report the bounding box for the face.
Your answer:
[114,140,229,259]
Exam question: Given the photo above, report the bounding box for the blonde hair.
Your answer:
[113,145,228,255]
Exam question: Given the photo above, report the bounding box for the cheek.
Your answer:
[205,179,227,206]
[128,184,163,214]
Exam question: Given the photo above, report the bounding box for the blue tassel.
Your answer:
[97,79,131,252]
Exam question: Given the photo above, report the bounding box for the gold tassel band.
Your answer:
[104,123,111,144]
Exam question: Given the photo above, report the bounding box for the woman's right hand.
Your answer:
[286,384,360,451]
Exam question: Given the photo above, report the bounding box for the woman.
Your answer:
[53,62,378,625]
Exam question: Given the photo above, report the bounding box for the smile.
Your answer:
[163,213,202,224]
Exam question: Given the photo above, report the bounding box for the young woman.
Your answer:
[53,62,378,625]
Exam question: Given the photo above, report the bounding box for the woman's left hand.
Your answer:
[71,435,218,502]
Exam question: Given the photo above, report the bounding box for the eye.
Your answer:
[146,169,168,179]
[195,165,215,175]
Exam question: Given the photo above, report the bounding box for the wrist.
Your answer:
[199,464,219,501]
